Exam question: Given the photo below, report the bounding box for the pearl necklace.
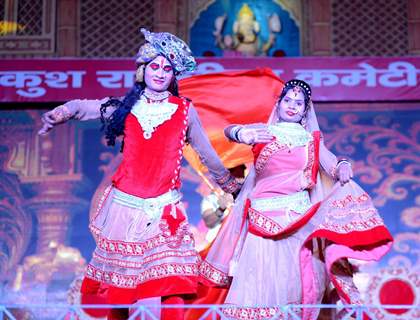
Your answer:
[143,88,170,102]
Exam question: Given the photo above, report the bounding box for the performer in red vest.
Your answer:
[38,28,241,320]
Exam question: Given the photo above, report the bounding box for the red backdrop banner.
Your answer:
[1,57,419,103]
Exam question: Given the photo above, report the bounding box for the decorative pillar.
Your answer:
[408,0,420,55]
[25,179,87,253]
[301,0,332,56]
[57,0,80,56]
[0,143,31,278]
[154,0,190,41]
[154,0,178,34]
[11,111,88,254]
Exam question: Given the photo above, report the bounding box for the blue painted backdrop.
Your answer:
[190,0,300,57]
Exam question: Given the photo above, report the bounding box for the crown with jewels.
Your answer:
[135,28,196,75]
[284,79,312,98]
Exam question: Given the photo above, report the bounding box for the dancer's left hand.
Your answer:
[337,162,353,185]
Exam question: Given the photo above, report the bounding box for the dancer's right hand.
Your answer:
[238,126,273,145]
[38,105,72,135]
[217,192,233,211]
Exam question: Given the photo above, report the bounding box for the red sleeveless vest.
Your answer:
[112,96,190,198]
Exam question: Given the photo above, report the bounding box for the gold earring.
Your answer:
[301,115,307,127]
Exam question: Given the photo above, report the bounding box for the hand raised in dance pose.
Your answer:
[39,28,241,320]
[200,79,392,320]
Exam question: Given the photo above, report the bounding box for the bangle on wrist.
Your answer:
[53,105,73,122]
[229,126,237,141]
[216,208,225,218]
[334,159,352,179]
[337,159,351,167]
[331,159,351,179]
[231,125,243,142]
[235,128,242,142]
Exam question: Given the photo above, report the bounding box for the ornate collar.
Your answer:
[143,88,170,102]
[268,122,313,148]
[131,98,178,139]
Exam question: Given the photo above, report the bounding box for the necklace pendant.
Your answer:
[143,89,170,102]
[131,99,178,141]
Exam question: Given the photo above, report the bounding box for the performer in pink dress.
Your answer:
[199,79,393,319]
[38,29,240,320]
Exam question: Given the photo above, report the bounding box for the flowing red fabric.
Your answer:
[179,69,283,314]
[179,68,284,171]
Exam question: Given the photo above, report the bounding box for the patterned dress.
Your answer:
[200,122,393,320]
[76,95,238,304]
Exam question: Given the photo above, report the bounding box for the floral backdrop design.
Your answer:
[0,105,418,318]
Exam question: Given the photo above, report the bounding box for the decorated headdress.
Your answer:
[283,79,312,98]
[135,28,196,76]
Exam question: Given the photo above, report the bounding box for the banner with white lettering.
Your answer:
[1,57,419,102]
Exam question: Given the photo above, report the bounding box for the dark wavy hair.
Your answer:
[100,64,179,148]
[277,79,312,115]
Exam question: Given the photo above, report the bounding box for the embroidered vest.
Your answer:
[112,96,190,198]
